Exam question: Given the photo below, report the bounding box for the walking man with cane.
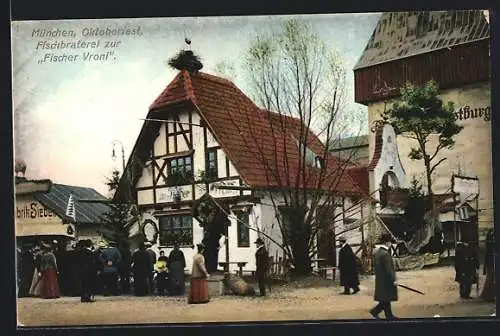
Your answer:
[370,233,399,320]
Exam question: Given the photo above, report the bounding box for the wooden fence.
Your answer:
[267,255,291,282]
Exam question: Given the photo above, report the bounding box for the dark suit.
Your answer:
[255,245,269,296]
[79,248,96,302]
[338,243,360,294]
[454,243,479,298]
[132,249,153,296]
[146,249,157,294]
[370,246,398,319]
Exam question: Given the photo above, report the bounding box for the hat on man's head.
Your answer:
[196,243,205,250]
[338,236,346,242]
[144,242,152,247]
[254,238,264,245]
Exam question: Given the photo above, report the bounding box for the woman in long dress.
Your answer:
[29,245,43,297]
[188,243,210,304]
[39,243,60,299]
[168,242,186,295]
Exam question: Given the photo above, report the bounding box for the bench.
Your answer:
[317,267,337,281]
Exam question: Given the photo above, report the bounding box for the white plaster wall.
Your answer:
[367,82,493,231]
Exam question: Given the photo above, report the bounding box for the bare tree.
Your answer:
[221,19,369,276]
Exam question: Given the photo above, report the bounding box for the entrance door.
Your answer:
[316,206,336,266]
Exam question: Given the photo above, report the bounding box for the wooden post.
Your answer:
[452,175,457,248]
[225,224,230,274]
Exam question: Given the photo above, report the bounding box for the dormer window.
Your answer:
[315,156,325,169]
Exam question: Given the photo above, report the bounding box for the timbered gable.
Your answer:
[115,70,365,206]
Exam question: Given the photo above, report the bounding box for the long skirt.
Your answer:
[29,269,42,297]
[188,278,209,304]
[480,270,495,302]
[40,269,60,299]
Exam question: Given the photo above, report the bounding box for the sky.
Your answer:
[11,13,380,196]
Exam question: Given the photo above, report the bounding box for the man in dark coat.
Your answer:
[369,234,398,320]
[79,240,96,302]
[338,236,360,295]
[454,241,479,299]
[145,242,157,294]
[99,241,122,296]
[254,238,269,297]
[131,242,153,296]
[167,242,186,295]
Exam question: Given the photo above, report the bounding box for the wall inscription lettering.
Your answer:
[455,106,491,122]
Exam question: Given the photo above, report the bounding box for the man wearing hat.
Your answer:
[144,242,157,295]
[338,236,360,295]
[99,240,122,296]
[254,238,269,296]
[369,233,398,320]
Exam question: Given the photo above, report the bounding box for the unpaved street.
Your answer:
[17,266,495,326]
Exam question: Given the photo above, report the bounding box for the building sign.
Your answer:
[16,201,55,219]
[452,175,479,196]
[209,179,240,198]
[156,185,192,203]
[15,200,62,225]
[454,106,491,122]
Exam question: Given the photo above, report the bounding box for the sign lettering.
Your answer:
[455,106,491,122]
[16,202,54,219]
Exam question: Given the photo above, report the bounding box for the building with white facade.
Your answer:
[115,65,370,274]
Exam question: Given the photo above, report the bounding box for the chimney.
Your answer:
[15,159,27,178]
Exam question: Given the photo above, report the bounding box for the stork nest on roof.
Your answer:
[168,50,203,73]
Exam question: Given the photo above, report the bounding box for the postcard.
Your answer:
[12,11,495,327]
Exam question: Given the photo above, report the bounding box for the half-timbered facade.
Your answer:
[354,10,492,241]
[117,68,369,273]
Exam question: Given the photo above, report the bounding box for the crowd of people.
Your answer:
[16,239,189,302]
[16,229,494,314]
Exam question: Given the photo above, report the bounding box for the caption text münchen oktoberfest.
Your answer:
[32,25,142,39]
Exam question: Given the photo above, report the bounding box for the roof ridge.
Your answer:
[148,71,185,111]
[182,70,197,104]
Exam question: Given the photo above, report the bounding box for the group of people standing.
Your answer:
[454,228,496,302]
[16,238,190,302]
[19,241,61,299]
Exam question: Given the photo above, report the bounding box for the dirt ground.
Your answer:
[17,266,495,326]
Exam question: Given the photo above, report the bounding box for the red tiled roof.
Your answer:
[347,165,369,195]
[145,70,365,196]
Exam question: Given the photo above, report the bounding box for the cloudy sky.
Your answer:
[11,13,380,196]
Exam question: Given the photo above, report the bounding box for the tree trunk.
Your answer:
[289,214,312,276]
[424,158,434,211]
